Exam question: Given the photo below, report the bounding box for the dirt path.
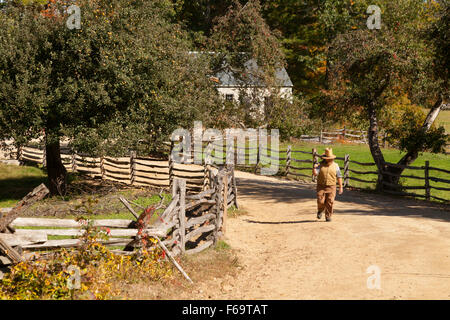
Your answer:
[200,171,450,300]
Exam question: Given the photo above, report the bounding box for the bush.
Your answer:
[0,219,172,300]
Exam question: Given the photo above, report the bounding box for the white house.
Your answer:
[213,58,294,110]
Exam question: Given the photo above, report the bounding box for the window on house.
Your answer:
[225,94,234,101]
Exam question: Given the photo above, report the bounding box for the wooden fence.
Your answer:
[203,139,449,203]
[298,127,391,147]
[18,145,207,191]
[0,166,238,267]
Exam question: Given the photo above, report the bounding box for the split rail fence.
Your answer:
[0,166,238,267]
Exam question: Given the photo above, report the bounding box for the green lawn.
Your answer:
[436,109,450,133]
[0,163,47,208]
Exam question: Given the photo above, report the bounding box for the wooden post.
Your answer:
[100,156,105,181]
[254,137,261,174]
[213,173,223,245]
[222,173,228,235]
[42,147,46,167]
[231,166,239,209]
[169,141,174,191]
[425,161,430,201]
[343,126,346,141]
[17,145,23,162]
[312,148,318,183]
[71,153,77,172]
[130,151,136,186]
[377,168,384,192]
[177,179,186,254]
[344,154,350,188]
[286,145,291,176]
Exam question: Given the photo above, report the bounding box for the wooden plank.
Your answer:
[348,176,375,184]
[428,166,450,174]
[186,214,216,229]
[186,198,216,211]
[159,194,180,222]
[21,238,130,250]
[349,160,376,166]
[11,218,134,228]
[119,196,140,220]
[179,179,186,254]
[12,228,155,238]
[154,236,193,284]
[185,240,213,255]
[0,183,49,232]
[0,237,24,263]
[185,189,215,201]
[185,224,216,242]
[0,231,47,246]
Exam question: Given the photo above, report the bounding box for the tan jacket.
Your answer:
[317,162,340,186]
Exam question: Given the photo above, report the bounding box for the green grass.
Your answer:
[0,163,47,208]
[436,109,450,133]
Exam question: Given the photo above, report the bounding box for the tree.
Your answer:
[0,0,219,195]
[323,0,447,189]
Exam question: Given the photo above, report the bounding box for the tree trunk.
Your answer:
[45,138,67,196]
[367,106,387,190]
[381,96,444,186]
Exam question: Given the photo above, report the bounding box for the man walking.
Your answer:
[312,148,343,222]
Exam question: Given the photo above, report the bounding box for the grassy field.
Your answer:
[0,163,47,208]
[436,109,450,133]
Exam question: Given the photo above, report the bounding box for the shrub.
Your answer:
[0,218,172,300]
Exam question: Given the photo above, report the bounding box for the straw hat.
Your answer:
[321,148,336,160]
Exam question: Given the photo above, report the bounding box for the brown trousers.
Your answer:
[317,185,336,219]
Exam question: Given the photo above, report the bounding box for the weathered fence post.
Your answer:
[222,173,228,235]
[344,154,350,188]
[342,126,346,141]
[17,145,23,162]
[231,165,239,209]
[254,140,260,174]
[177,179,186,254]
[425,161,430,201]
[42,147,46,167]
[377,168,384,192]
[312,148,318,183]
[71,153,77,172]
[213,172,224,244]
[130,151,136,186]
[169,141,174,191]
[100,156,105,181]
[286,145,291,176]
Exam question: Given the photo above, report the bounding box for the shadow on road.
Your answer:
[236,177,450,223]
[244,219,318,225]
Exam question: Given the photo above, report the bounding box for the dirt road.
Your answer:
[201,170,450,300]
